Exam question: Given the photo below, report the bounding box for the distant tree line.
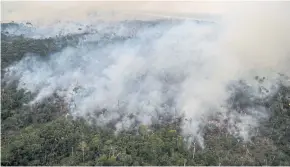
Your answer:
[1,24,290,166]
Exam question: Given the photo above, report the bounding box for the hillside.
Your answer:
[1,21,290,166]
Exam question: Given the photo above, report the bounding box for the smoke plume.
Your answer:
[2,2,290,147]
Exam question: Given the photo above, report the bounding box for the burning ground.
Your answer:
[1,4,290,165]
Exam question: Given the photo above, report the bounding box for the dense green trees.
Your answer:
[1,23,290,166]
[2,91,289,166]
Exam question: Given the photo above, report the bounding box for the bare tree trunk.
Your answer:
[82,134,85,162]
[192,142,196,159]
[71,147,74,164]
[112,146,115,157]
[82,147,85,162]
[45,151,47,161]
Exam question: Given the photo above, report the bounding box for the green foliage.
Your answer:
[2,84,289,166]
[138,125,148,136]
[1,23,290,166]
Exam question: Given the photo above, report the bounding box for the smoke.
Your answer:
[2,2,290,147]
[220,2,290,74]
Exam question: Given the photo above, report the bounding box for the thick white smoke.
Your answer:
[3,2,290,147]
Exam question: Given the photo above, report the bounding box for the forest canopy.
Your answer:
[1,22,290,166]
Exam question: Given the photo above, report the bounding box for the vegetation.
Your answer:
[1,23,290,166]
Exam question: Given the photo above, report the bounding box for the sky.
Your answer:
[1,1,231,23]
